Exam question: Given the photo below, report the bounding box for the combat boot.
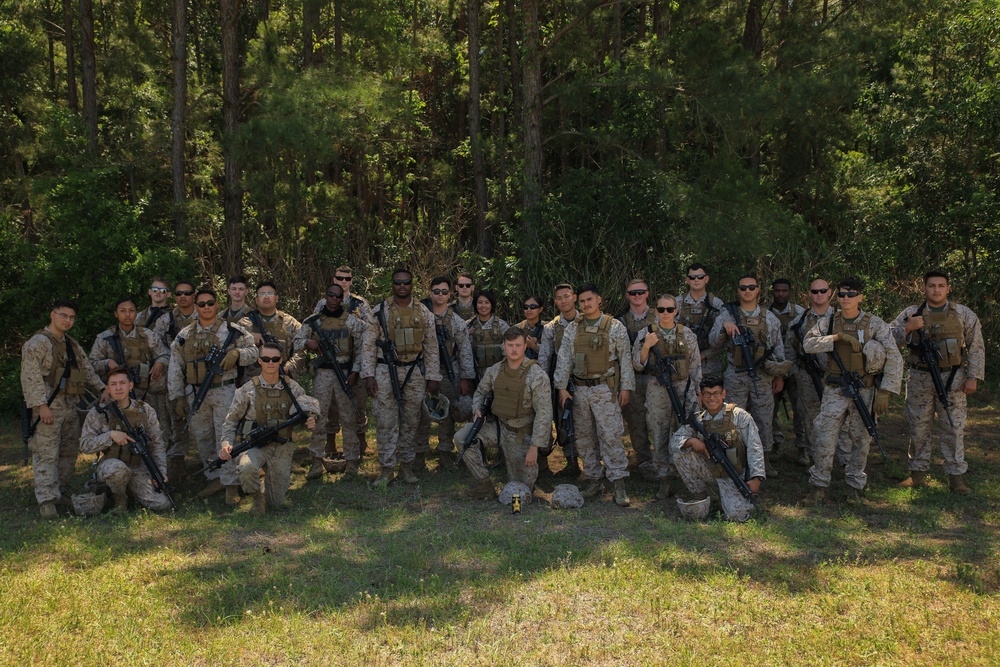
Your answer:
[307,456,327,480]
[794,448,812,467]
[224,485,242,506]
[167,457,187,482]
[372,467,394,490]
[412,452,428,473]
[555,456,581,479]
[460,476,497,500]
[798,486,827,507]
[196,478,225,499]
[250,490,267,517]
[655,480,673,500]
[844,486,865,505]
[613,479,630,507]
[109,492,129,515]
[898,471,927,489]
[764,452,779,479]
[435,450,458,472]
[577,478,602,499]
[949,474,971,496]
[343,459,360,478]
[38,501,58,519]
[399,463,419,484]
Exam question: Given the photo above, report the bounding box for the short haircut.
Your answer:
[174,280,194,291]
[738,274,757,284]
[474,289,497,313]
[655,293,677,306]
[626,277,648,290]
[838,276,865,293]
[150,276,170,288]
[195,287,217,300]
[700,375,724,391]
[391,267,412,279]
[523,294,545,308]
[553,283,575,295]
[577,283,601,297]
[772,278,791,288]
[113,296,138,311]
[335,265,353,275]
[503,327,527,342]
[256,280,277,293]
[685,263,708,275]
[430,275,452,289]
[228,275,247,287]
[53,298,78,313]
[924,269,949,284]
[326,280,345,292]
[106,367,132,381]
[260,340,284,357]
[457,272,474,282]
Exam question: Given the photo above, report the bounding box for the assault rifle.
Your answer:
[459,391,494,464]
[183,326,240,432]
[790,314,825,400]
[436,321,459,388]
[725,303,765,398]
[827,324,887,463]
[908,305,955,428]
[22,337,78,465]
[374,305,405,424]
[689,298,720,352]
[307,317,358,412]
[247,311,279,346]
[687,411,763,516]
[100,401,176,509]
[199,412,308,475]
[105,330,140,399]
[648,346,687,427]
[559,381,578,462]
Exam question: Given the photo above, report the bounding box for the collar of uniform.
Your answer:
[683,292,707,304]
[629,308,650,321]
[769,303,792,315]
[44,325,66,342]
[740,305,761,317]
[701,406,727,422]
[117,326,138,338]
[559,311,579,326]
[257,375,284,389]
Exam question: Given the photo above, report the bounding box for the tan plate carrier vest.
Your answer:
[38,329,88,396]
[384,303,425,363]
[701,403,747,479]
[106,328,153,389]
[181,321,228,385]
[491,360,536,421]
[251,376,295,440]
[104,402,148,466]
[910,303,965,369]
[733,311,769,370]
[317,310,354,366]
[471,318,503,373]
[679,294,717,348]
[648,324,690,381]
[825,312,874,386]
[573,314,617,386]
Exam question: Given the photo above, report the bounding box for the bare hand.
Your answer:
[724,322,739,338]
[643,332,660,350]
[218,444,233,461]
[306,416,317,430]
[618,389,630,409]
[109,430,135,447]
[38,404,54,425]
[149,362,165,381]
[962,378,978,395]
[524,446,538,468]
[558,389,571,409]
[772,376,784,395]
[427,380,440,395]
[252,332,264,346]
[473,409,483,421]
[905,315,925,334]
[459,379,472,396]
[107,359,121,371]
[347,372,359,387]
[365,377,378,398]
[306,339,320,352]
[747,478,761,494]
[686,437,707,456]
[526,336,539,351]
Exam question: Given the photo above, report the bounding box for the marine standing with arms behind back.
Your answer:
[677,263,726,377]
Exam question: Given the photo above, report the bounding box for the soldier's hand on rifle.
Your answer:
[473,409,483,421]
[459,379,472,395]
[837,332,863,352]
[149,361,165,381]
[724,321,739,338]
[558,389,572,409]
[347,371,359,387]
[306,415,317,429]
[904,314,925,334]
[524,446,538,468]
[873,389,890,416]
[252,332,264,346]
[306,339,320,352]
[38,404,54,425]
[107,359,121,371]
[747,478,762,494]
[427,380,440,395]
[961,378,978,395]
[109,430,135,447]
[220,348,241,371]
[365,377,378,398]
[772,376,784,394]
[618,389,630,409]
[642,332,660,350]
[218,444,233,461]
[174,398,189,419]
[685,437,708,456]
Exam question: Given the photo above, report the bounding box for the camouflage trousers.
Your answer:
[416,377,472,454]
[96,458,172,511]
[791,367,823,456]
[310,368,363,461]
[645,376,693,480]
[165,396,191,463]
[455,419,539,488]
[145,390,173,451]
[772,373,805,450]
[622,373,653,473]
[724,367,776,453]
[372,364,426,468]
[326,384,369,453]
[809,383,874,490]
[185,384,236,481]
[572,383,629,483]
[672,446,754,522]
[236,441,295,508]
[905,368,969,475]
[28,395,80,505]
[701,349,724,378]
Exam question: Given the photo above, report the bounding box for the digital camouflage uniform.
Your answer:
[617,307,657,476]
[21,328,105,506]
[553,314,635,483]
[454,359,552,488]
[218,375,319,507]
[79,399,171,511]
[293,307,367,462]
[678,292,726,376]
[451,299,476,322]
[631,324,702,480]
[669,402,765,522]
[468,315,510,381]
[537,311,579,452]
[221,303,253,325]
[517,319,545,361]
[709,305,787,454]
[141,306,197,455]
[804,310,903,490]
[416,306,476,455]
[167,319,257,478]
[360,298,441,470]
[769,302,806,451]
[890,302,985,476]
[242,310,304,380]
[315,294,372,452]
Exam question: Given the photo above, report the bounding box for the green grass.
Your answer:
[1,399,998,666]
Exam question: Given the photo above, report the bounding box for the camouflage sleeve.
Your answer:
[219,384,254,451]
[452,312,477,380]
[708,307,734,348]
[631,327,649,372]
[888,306,917,348]
[20,334,53,408]
[349,314,367,374]
[528,364,553,450]
[733,407,765,480]
[552,321,578,389]
[765,311,786,362]
[959,305,986,381]
[610,319,635,392]
[684,327,702,400]
[537,322,555,372]
[498,318,510,336]
[668,422,697,454]
[870,316,904,394]
[142,403,167,472]
[167,331,188,400]
[359,302,383,379]
[232,325,259,368]
[782,306,805,363]
[287,378,321,417]
[88,329,115,376]
[282,314,304,371]
[75,338,106,394]
[313,297,325,314]
[802,314,835,354]
[292,315,314,354]
[421,305,443,382]
[472,363,498,413]
[79,407,112,455]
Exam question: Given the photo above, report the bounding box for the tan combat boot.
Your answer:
[343,459,360,478]
[39,501,58,519]
[399,463,419,484]
[655,480,673,500]
[372,466,394,489]
[949,474,971,496]
[307,456,327,480]
[764,452,779,478]
[613,479,630,507]
[577,478,602,499]
[250,490,267,516]
[460,476,497,500]
[898,471,927,489]
[196,478,225,499]
[798,487,827,507]
[224,485,242,506]
[844,486,865,505]
[794,448,812,467]
[109,492,129,515]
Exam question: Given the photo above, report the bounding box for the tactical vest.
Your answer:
[769,305,795,336]
[679,294,718,348]
[649,324,690,381]
[700,404,747,479]
[317,310,354,365]
[180,321,226,385]
[552,316,573,355]
[452,300,476,321]
[732,310,770,370]
[517,320,544,360]
[492,360,536,421]
[252,376,295,439]
[137,306,164,329]
[171,308,196,341]
[471,317,504,372]
[911,303,965,369]
[104,402,148,466]
[437,312,460,359]
[223,305,250,324]
[573,314,614,377]
[619,309,657,345]
[789,310,822,358]
[385,302,424,361]
[346,295,364,316]
[825,312,873,378]
[256,312,294,351]
[105,328,153,389]
[37,329,87,396]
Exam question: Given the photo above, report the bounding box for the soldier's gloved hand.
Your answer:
[839,332,862,352]
[174,398,189,419]
[873,389,890,416]
[220,348,241,371]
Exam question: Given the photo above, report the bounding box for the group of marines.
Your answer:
[20,262,985,521]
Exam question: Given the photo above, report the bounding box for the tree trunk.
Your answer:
[221,0,243,275]
[63,0,78,111]
[467,0,489,255]
[172,0,188,240]
[303,0,319,66]
[506,0,521,131]
[494,2,507,221]
[78,0,98,154]
[333,0,343,59]
[742,0,763,59]
[44,0,57,95]
[521,0,542,246]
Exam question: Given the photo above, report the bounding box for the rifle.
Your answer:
[374,305,405,424]
[99,401,176,509]
[908,304,956,428]
[725,303,764,398]
[106,330,140,399]
[198,412,308,475]
[790,314,825,400]
[459,391,494,463]
[687,411,764,516]
[826,313,886,462]
[559,381,577,461]
[688,297,720,352]
[307,317,358,412]
[22,336,78,465]
[648,345,687,427]
[247,311,279,346]
[436,321,459,388]
[183,326,240,432]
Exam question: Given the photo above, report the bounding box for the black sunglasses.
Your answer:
[837,291,860,298]
[523,303,541,310]
[811,288,830,294]
[174,289,194,296]
[393,279,412,286]
[259,355,282,363]
[627,289,648,296]
[195,300,216,307]
[656,306,677,313]
[738,285,758,291]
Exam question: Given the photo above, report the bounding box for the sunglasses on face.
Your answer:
[457,283,473,288]
[523,303,541,310]
[837,291,860,298]
[431,288,450,295]
[393,279,412,286]
[687,274,706,280]
[811,288,830,294]
[656,306,677,313]
[334,275,352,282]
[259,356,282,363]
[325,291,344,298]
[150,287,169,294]
[627,289,648,296]
[738,285,758,291]
[257,292,276,298]
[175,290,194,296]
[196,300,216,307]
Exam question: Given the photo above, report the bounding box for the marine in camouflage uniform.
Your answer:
[669,378,765,523]
[889,270,985,494]
[21,299,106,517]
[709,275,789,477]
[616,279,658,480]
[294,281,367,478]
[467,290,509,382]
[455,328,553,497]
[242,281,303,381]
[361,269,441,486]
[767,279,806,457]
[631,294,701,498]
[89,297,170,396]
[802,277,903,503]
[677,263,726,376]
[221,275,253,324]
[554,283,636,506]
[452,272,477,322]
[167,288,258,495]
[537,284,581,475]
[79,369,171,513]
[217,345,319,513]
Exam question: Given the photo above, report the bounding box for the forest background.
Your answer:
[1,0,997,411]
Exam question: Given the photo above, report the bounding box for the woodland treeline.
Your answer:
[0,0,997,406]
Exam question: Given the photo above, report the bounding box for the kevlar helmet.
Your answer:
[676,496,711,521]
[423,393,451,422]
[72,492,107,517]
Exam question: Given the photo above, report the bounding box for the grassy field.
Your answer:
[1,398,998,666]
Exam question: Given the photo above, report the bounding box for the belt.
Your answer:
[825,374,874,388]
[572,376,606,387]
[377,357,420,367]
[907,363,953,372]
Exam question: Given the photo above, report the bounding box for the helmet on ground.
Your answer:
[423,393,451,422]
[72,492,107,517]
[676,496,711,521]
